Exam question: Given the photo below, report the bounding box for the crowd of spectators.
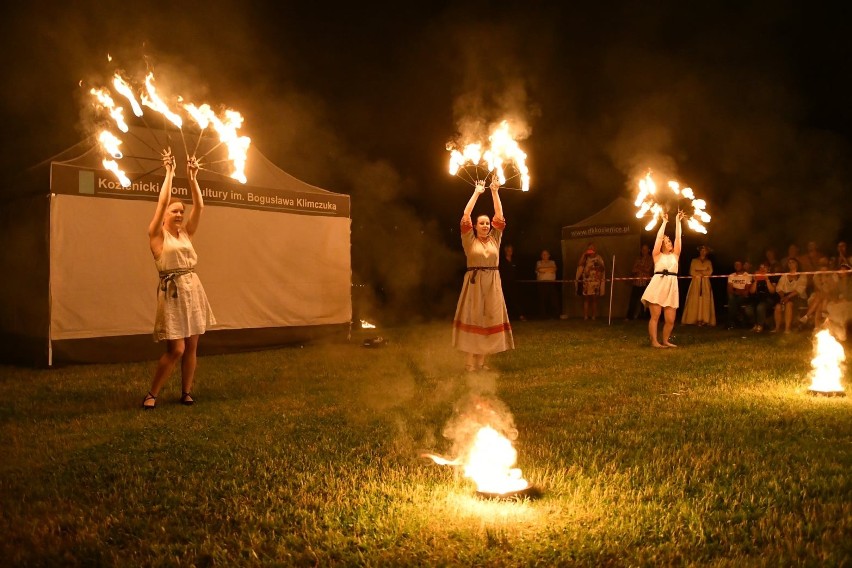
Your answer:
[698,240,851,338]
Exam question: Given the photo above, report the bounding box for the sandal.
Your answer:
[180,391,195,406]
[465,364,477,373]
[142,391,157,410]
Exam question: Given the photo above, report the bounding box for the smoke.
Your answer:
[440,371,518,462]
[4,1,852,302]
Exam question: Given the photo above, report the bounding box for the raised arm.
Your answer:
[148,150,175,254]
[673,210,684,256]
[652,213,668,260]
[184,157,204,237]
[463,181,486,218]
[490,177,504,220]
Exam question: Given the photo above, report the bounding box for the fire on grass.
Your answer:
[634,169,711,234]
[446,120,531,192]
[422,396,540,500]
[86,66,251,187]
[808,329,847,397]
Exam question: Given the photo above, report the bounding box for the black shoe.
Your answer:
[142,391,157,410]
[180,392,195,406]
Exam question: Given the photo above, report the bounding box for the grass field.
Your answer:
[1,320,850,566]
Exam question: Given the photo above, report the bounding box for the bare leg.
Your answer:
[662,307,677,346]
[465,352,477,371]
[180,335,200,401]
[583,297,590,320]
[648,304,664,347]
[476,353,487,370]
[144,339,186,407]
[591,295,598,319]
[784,302,794,331]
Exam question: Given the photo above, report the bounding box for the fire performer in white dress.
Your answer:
[642,211,684,348]
[142,151,216,409]
[452,178,514,371]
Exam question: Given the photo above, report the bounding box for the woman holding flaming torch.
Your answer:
[452,178,514,372]
[142,151,216,409]
[641,211,684,348]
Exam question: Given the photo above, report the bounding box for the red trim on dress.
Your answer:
[453,320,513,335]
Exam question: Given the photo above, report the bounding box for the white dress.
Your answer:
[452,216,514,355]
[641,253,680,309]
[153,230,216,341]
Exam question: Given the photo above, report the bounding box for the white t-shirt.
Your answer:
[727,272,753,291]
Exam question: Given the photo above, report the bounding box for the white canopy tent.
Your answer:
[561,197,644,320]
[1,125,352,365]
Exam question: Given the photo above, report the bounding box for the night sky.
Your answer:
[3,1,851,320]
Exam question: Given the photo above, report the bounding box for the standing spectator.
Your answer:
[499,244,525,321]
[772,258,807,333]
[577,243,606,320]
[745,262,777,332]
[726,260,753,329]
[641,211,684,348]
[535,249,560,319]
[681,245,716,326]
[452,179,514,372]
[626,243,653,320]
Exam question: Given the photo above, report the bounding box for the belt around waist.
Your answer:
[158,268,195,298]
[466,266,498,284]
[654,269,676,276]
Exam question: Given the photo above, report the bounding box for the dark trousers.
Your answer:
[727,294,751,327]
[537,282,560,318]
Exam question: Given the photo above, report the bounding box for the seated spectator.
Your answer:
[800,256,839,328]
[801,240,827,274]
[830,240,851,301]
[772,258,808,333]
[744,261,777,332]
[829,240,849,271]
[763,247,783,279]
[726,260,753,329]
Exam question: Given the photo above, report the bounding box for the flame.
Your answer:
[98,130,124,159]
[184,102,215,129]
[141,72,183,128]
[209,109,251,183]
[112,73,144,117]
[102,159,131,187]
[634,169,710,234]
[448,121,530,191]
[425,426,529,495]
[360,319,376,329]
[87,67,251,186]
[90,88,128,133]
[809,329,846,394]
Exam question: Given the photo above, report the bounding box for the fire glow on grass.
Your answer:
[808,329,846,396]
[447,120,531,191]
[634,169,711,233]
[87,65,251,187]
[423,425,532,498]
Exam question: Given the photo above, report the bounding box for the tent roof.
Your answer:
[565,196,638,228]
[53,124,337,196]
